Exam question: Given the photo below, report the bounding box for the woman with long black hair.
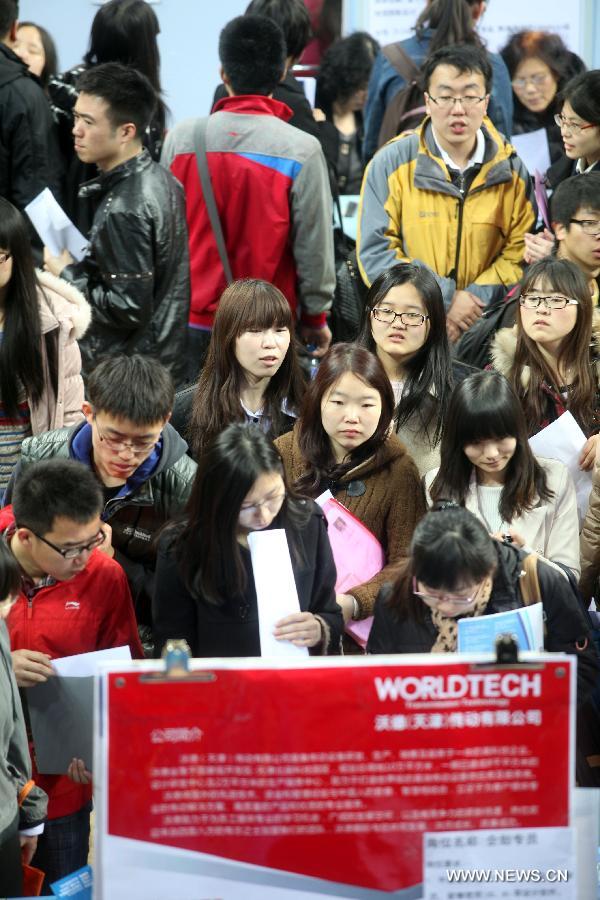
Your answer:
[0,198,88,492]
[153,425,343,658]
[427,371,580,577]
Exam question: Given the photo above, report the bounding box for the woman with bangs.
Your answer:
[490,257,600,470]
[356,263,472,476]
[275,343,426,624]
[176,279,306,460]
[426,371,580,578]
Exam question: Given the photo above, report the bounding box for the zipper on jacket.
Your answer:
[452,196,465,285]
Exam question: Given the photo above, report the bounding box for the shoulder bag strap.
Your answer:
[382,42,422,83]
[519,552,541,605]
[193,117,233,284]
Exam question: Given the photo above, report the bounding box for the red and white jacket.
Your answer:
[2,505,143,819]
[161,94,335,330]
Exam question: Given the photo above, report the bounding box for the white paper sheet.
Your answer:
[511,129,552,177]
[25,188,88,261]
[248,529,308,659]
[528,412,592,525]
[52,645,131,677]
[423,826,576,899]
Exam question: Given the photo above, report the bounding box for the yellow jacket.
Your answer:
[357,116,536,307]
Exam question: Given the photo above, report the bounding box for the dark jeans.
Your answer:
[187,326,212,384]
[0,818,22,897]
[31,802,91,892]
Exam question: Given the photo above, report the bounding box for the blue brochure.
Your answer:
[457,603,544,653]
[50,865,92,898]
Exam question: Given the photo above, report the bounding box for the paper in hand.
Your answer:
[529,412,592,525]
[25,188,88,261]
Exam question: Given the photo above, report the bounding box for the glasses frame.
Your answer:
[519,294,579,310]
[29,528,106,559]
[511,73,552,90]
[412,575,480,607]
[553,114,597,135]
[569,218,600,237]
[0,251,12,265]
[94,415,159,455]
[239,492,286,517]
[427,93,487,109]
[371,308,430,327]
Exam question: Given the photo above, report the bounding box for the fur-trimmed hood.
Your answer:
[490,310,600,389]
[35,269,92,340]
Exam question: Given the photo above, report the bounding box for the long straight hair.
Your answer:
[188,279,306,459]
[430,372,552,520]
[0,198,55,417]
[415,0,482,54]
[357,263,454,446]
[175,424,309,604]
[511,258,597,434]
[295,343,395,495]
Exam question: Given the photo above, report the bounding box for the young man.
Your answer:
[7,355,197,641]
[551,173,600,299]
[358,44,535,342]
[161,14,334,372]
[3,458,143,887]
[43,63,190,386]
[0,0,63,223]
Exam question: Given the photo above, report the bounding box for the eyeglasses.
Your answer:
[553,114,597,135]
[570,218,600,236]
[520,294,579,310]
[94,416,159,454]
[372,308,429,327]
[427,94,486,109]
[412,575,480,607]
[511,73,552,90]
[239,492,286,517]
[0,251,12,265]
[29,528,106,559]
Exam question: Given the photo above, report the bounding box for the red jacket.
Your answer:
[161,95,334,330]
[2,506,143,819]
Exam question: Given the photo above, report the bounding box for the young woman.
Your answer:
[0,199,89,491]
[490,257,599,469]
[180,279,306,460]
[14,21,58,88]
[275,343,426,622]
[314,32,379,194]
[357,262,470,475]
[500,30,585,167]
[0,541,46,897]
[152,425,343,658]
[427,371,580,577]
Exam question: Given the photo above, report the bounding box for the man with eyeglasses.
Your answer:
[358,44,535,343]
[6,354,197,650]
[0,457,143,888]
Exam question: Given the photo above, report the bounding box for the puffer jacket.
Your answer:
[6,421,197,623]
[32,269,90,434]
[357,116,535,308]
[60,149,190,386]
[490,314,600,436]
[275,427,426,615]
[0,43,63,214]
[0,620,47,846]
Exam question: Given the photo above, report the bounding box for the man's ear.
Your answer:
[553,222,567,243]
[15,527,34,548]
[120,122,138,144]
[8,20,18,45]
[220,67,234,97]
[82,401,94,425]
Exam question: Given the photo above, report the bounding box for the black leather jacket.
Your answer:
[61,149,190,386]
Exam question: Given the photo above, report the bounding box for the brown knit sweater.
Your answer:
[275,427,426,616]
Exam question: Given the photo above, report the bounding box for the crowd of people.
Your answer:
[1,0,600,894]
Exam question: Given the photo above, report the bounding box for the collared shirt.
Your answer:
[2,523,56,598]
[576,158,599,175]
[432,127,486,173]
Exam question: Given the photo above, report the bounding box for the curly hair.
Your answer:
[315,31,379,116]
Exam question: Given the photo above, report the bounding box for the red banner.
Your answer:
[105,659,572,893]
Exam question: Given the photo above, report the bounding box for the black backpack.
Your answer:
[377,43,428,149]
[453,287,520,369]
[330,250,369,343]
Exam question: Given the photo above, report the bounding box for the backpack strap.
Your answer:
[382,43,422,83]
[193,117,233,285]
[519,553,541,606]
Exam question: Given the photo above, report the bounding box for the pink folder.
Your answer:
[317,493,385,649]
